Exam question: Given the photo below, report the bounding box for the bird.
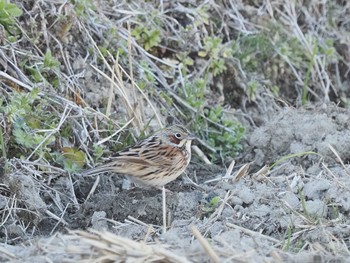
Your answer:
[82,125,196,188]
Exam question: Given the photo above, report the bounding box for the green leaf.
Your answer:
[5,2,23,17]
[44,50,60,69]
[0,0,22,25]
[209,196,221,207]
[61,147,86,170]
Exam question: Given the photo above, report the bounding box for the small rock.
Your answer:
[221,207,234,218]
[304,200,328,218]
[91,211,108,231]
[230,196,243,206]
[279,214,304,228]
[237,186,255,205]
[290,141,307,154]
[303,179,331,199]
[214,230,240,244]
[250,204,271,218]
[282,192,300,209]
[209,221,228,237]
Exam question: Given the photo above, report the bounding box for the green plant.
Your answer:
[23,50,61,87]
[0,0,22,40]
[232,33,273,72]
[282,225,293,251]
[301,42,317,104]
[178,70,245,162]
[137,60,157,89]
[72,0,96,17]
[199,106,244,162]
[179,74,245,162]
[200,36,229,76]
[132,26,161,51]
[54,147,86,172]
[298,188,309,219]
[247,80,258,102]
[183,78,206,110]
[200,195,221,216]
[301,37,338,104]
[282,225,305,253]
[0,89,58,159]
[92,145,104,162]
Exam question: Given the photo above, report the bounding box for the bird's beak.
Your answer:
[187,133,196,140]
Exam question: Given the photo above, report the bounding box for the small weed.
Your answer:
[282,225,293,251]
[54,147,86,173]
[72,0,96,17]
[180,74,244,161]
[232,33,272,72]
[92,145,104,162]
[302,43,317,104]
[132,26,161,51]
[199,36,229,76]
[247,80,258,102]
[0,89,58,159]
[23,50,61,88]
[176,52,194,69]
[282,225,306,253]
[43,50,60,69]
[200,195,221,217]
[298,188,309,219]
[0,0,22,40]
[137,60,157,89]
[197,106,244,162]
[176,36,245,162]
[327,204,340,220]
[183,78,206,110]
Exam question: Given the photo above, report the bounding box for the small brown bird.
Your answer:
[83,125,195,188]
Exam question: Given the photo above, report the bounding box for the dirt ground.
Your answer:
[1,105,350,262]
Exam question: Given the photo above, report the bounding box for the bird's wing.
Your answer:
[114,136,181,167]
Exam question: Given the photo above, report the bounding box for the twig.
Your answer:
[224,159,235,177]
[45,209,68,225]
[126,215,152,228]
[232,162,251,182]
[0,71,32,91]
[96,118,134,146]
[226,222,280,244]
[328,144,350,176]
[26,105,72,160]
[190,225,220,263]
[84,175,100,205]
[192,145,212,165]
[0,247,17,260]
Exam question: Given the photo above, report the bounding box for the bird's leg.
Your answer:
[162,186,167,234]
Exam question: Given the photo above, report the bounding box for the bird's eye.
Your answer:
[175,132,182,139]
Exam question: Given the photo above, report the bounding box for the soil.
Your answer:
[1,106,350,262]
